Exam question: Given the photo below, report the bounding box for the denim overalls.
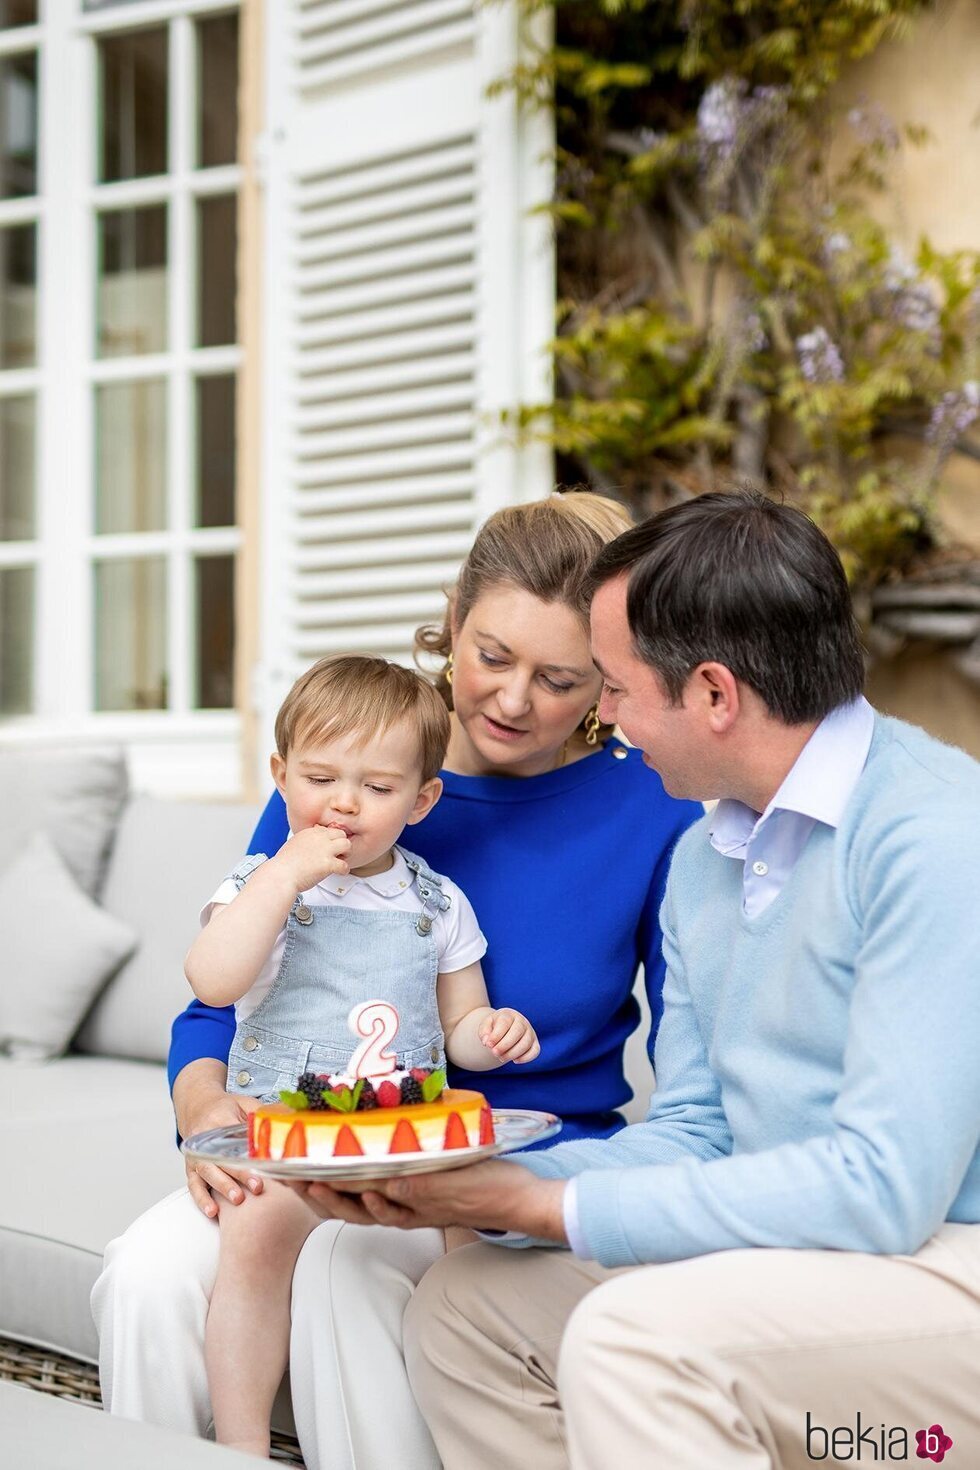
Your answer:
[225,845,452,1102]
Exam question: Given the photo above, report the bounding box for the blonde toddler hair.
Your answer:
[275,655,450,783]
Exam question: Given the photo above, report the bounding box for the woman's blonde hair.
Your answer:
[275,655,450,782]
[415,490,634,730]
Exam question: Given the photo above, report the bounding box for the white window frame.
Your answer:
[0,0,244,797]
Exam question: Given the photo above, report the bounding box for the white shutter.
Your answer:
[259,0,554,761]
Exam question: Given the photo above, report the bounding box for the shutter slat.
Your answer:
[295,558,464,599]
[297,323,473,377]
[293,442,473,486]
[296,201,474,266]
[293,501,473,542]
[299,234,474,295]
[293,473,473,514]
[292,529,470,569]
[297,139,474,211]
[295,294,473,351]
[296,174,475,245]
[295,382,472,431]
[297,263,476,323]
[299,0,473,68]
[294,589,446,626]
[298,20,475,95]
[297,351,475,405]
[292,623,426,657]
[295,410,473,460]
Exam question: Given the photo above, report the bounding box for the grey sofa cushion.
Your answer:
[0,746,127,899]
[73,796,262,1064]
[0,832,138,1060]
[0,1381,261,1468]
[0,1055,184,1361]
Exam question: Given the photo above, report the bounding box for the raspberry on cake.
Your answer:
[247,1064,496,1162]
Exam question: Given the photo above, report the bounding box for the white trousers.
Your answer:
[90,1186,445,1470]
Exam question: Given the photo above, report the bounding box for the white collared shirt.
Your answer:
[203,845,487,1021]
[708,696,876,917]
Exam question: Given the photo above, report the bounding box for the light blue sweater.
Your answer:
[518,715,980,1267]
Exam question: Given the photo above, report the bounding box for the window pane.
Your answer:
[98,27,168,183]
[0,393,34,539]
[95,380,167,534]
[195,554,234,708]
[197,194,236,346]
[198,14,239,168]
[0,221,35,367]
[98,205,168,357]
[94,556,167,710]
[0,52,37,198]
[195,374,235,527]
[0,564,32,713]
[0,3,37,30]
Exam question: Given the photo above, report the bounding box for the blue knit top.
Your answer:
[168,741,702,1142]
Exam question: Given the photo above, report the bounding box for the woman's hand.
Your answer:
[479,1008,541,1064]
[172,1058,264,1219]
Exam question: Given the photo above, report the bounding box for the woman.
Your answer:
[92,492,701,1469]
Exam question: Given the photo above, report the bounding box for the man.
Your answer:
[301,492,980,1469]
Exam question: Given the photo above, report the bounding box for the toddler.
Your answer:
[185,654,539,1458]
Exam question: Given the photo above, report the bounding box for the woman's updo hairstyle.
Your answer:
[415,490,634,737]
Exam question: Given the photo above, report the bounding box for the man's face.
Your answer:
[590,575,707,800]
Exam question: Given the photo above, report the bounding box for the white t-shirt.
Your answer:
[201,845,487,1022]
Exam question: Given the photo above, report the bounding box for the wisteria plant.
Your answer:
[501,0,980,590]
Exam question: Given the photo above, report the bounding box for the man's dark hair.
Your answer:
[587,490,865,723]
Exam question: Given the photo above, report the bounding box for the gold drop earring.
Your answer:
[584,703,601,745]
[445,652,454,687]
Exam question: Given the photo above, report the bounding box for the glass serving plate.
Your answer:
[182,1108,562,1183]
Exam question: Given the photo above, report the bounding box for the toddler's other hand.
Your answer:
[479,1009,540,1064]
[279,824,352,892]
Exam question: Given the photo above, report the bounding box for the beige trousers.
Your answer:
[404,1224,980,1469]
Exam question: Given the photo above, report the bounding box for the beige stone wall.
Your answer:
[866,648,980,758]
[834,0,980,754]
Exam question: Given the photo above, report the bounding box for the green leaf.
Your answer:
[319,1088,354,1113]
[278,1090,308,1111]
[422,1068,447,1104]
[350,1079,365,1111]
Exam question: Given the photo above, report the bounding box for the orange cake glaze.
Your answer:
[248,1088,495,1162]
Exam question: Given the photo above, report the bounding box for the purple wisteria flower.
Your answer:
[825,231,852,258]
[926,381,980,445]
[743,310,767,354]
[894,282,940,335]
[696,78,789,167]
[697,78,744,160]
[882,247,941,340]
[847,101,900,152]
[884,247,916,291]
[796,327,845,384]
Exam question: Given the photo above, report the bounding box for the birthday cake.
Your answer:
[247,1069,494,1162]
[246,1001,495,1163]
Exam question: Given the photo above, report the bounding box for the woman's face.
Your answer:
[448,585,602,777]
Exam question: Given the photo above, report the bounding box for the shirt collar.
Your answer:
[710,696,876,852]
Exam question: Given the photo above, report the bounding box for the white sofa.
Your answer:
[0,746,261,1370]
[0,743,655,1445]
